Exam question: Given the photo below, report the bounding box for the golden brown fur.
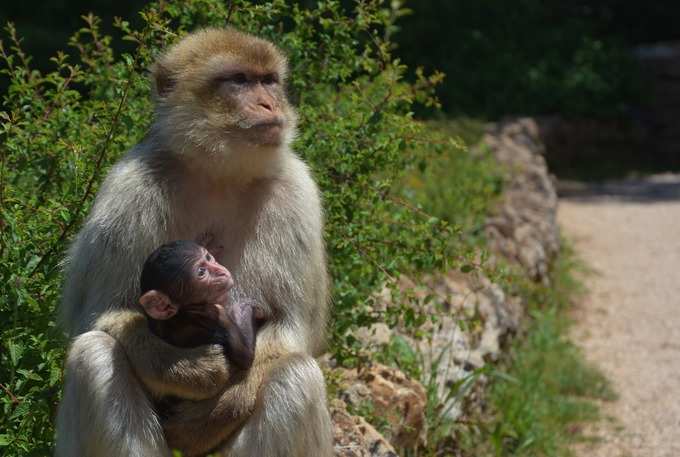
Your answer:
[55,28,332,457]
[95,310,231,400]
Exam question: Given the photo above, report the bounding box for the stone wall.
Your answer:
[484,118,560,283]
[330,118,560,456]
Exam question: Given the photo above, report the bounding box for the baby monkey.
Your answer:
[139,240,264,370]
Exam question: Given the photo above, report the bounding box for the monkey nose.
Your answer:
[258,101,273,112]
[214,268,230,278]
[216,268,234,288]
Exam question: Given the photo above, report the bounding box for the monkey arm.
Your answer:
[95,310,231,400]
[161,348,287,457]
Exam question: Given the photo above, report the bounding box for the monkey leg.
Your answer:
[221,353,333,457]
[161,356,271,456]
[161,353,332,457]
[55,331,170,457]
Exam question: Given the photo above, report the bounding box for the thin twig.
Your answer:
[40,67,77,122]
[0,124,7,209]
[366,31,388,71]
[359,85,393,131]
[0,383,20,405]
[353,241,396,283]
[385,193,436,220]
[35,69,79,206]
[226,0,236,24]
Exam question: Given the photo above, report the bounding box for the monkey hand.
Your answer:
[162,370,258,457]
[162,351,306,456]
[216,300,268,329]
[209,303,228,324]
[234,299,268,323]
[95,309,232,399]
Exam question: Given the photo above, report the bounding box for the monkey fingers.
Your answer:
[253,304,267,322]
[233,299,268,323]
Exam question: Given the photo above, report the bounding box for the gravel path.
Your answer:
[558,173,680,457]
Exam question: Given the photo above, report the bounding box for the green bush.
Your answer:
[0,1,495,454]
[396,0,643,118]
[400,119,502,245]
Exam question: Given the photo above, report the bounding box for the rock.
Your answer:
[483,117,560,283]
[353,323,393,347]
[402,270,521,420]
[331,399,398,457]
[340,376,372,407]
[338,363,427,449]
[329,116,562,455]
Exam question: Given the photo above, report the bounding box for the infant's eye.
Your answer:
[205,253,212,261]
[197,267,207,278]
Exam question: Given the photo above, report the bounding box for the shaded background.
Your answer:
[2,0,680,178]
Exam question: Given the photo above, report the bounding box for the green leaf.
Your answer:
[16,369,43,382]
[6,341,24,367]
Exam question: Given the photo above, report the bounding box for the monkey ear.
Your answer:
[139,290,178,320]
[151,62,175,98]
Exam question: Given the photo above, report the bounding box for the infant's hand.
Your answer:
[209,303,230,326]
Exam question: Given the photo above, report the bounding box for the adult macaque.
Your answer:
[55,27,332,457]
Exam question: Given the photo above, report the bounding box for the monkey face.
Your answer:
[210,64,288,146]
[152,28,296,153]
[185,246,234,304]
[139,241,234,320]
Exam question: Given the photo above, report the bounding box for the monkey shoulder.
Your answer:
[273,152,323,227]
[94,309,146,337]
[89,148,172,235]
[71,147,174,263]
[60,147,173,334]
[280,152,320,200]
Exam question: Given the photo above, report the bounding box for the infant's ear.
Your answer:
[139,290,178,320]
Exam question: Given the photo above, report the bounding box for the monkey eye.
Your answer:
[205,253,212,261]
[262,73,278,85]
[216,73,248,85]
[197,267,207,278]
[230,73,248,84]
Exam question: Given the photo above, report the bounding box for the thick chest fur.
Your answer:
[167,178,313,310]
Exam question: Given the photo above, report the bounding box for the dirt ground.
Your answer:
[557,173,680,457]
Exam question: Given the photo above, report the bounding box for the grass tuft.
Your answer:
[470,244,616,456]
